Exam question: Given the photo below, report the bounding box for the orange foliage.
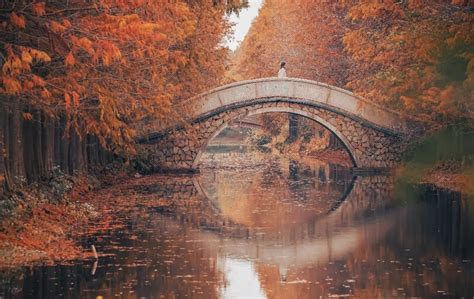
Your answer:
[342,0,474,123]
[230,0,473,125]
[227,0,350,87]
[1,0,233,155]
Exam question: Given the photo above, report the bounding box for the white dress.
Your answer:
[278,67,286,78]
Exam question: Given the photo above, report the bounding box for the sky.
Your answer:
[225,0,264,51]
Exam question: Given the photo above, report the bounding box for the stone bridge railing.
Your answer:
[174,78,413,135]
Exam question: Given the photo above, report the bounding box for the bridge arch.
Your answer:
[138,78,416,171]
[192,103,360,168]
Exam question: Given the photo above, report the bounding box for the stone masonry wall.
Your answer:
[141,101,410,171]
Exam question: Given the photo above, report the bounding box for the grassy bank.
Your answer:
[397,124,474,197]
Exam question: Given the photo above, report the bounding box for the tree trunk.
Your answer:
[0,105,113,192]
[288,113,299,143]
[34,110,44,178]
[99,140,108,167]
[2,106,11,192]
[42,115,55,175]
[0,105,5,196]
[69,130,84,174]
[23,111,36,182]
[59,118,70,174]
[8,102,26,186]
[87,135,99,168]
[54,119,61,170]
[82,134,88,172]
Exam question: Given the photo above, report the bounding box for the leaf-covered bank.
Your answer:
[0,170,103,268]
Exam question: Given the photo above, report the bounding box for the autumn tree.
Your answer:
[228,0,473,130]
[227,0,350,86]
[0,0,237,190]
[342,1,474,124]
[226,0,351,145]
[174,0,232,100]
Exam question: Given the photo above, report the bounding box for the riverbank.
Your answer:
[422,163,474,196]
[400,125,474,196]
[0,167,181,269]
[0,201,91,268]
[0,176,88,268]
[0,172,115,268]
[307,149,353,167]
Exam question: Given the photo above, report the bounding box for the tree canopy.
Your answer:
[1,0,235,154]
[228,0,473,125]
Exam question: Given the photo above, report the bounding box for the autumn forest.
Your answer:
[1,0,474,297]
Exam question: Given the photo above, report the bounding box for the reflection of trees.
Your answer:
[261,160,284,186]
[251,184,474,298]
[198,157,353,238]
[3,173,473,298]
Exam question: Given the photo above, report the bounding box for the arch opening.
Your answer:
[193,105,359,169]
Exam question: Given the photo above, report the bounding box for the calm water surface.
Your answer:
[1,152,473,298]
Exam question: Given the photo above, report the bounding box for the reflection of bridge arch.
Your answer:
[138,78,418,172]
[192,175,392,235]
[192,165,357,222]
[125,172,395,271]
[185,175,396,270]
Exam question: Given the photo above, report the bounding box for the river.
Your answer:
[0,149,473,298]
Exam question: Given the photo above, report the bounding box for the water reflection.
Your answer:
[197,156,354,238]
[1,153,473,298]
[218,258,266,298]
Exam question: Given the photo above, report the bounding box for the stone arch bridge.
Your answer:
[138,78,418,172]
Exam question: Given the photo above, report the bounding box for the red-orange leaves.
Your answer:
[348,2,404,21]
[20,49,33,65]
[32,75,46,87]
[65,52,75,66]
[64,93,71,111]
[2,77,22,95]
[341,1,473,123]
[50,21,67,34]
[22,112,33,120]
[23,80,35,90]
[96,41,122,66]
[40,88,51,99]
[71,36,95,56]
[72,92,80,107]
[10,12,26,29]
[32,2,46,16]
[1,0,232,156]
[29,49,51,63]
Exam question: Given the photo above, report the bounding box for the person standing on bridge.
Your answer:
[278,60,286,78]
